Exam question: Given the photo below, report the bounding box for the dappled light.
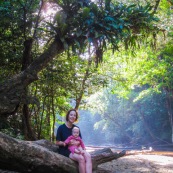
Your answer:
[42,2,58,17]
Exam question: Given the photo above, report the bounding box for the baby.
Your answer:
[64,126,85,154]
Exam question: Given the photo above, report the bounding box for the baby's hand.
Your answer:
[76,150,81,154]
[80,150,85,155]
[69,139,80,146]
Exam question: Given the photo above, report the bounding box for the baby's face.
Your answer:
[72,129,79,138]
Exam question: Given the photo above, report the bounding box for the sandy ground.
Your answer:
[96,154,173,173]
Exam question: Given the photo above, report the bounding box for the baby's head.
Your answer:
[72,127,80,138]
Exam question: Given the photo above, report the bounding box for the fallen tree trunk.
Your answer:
[0,132,125,172]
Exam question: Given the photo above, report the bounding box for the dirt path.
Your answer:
[96,154,173,173]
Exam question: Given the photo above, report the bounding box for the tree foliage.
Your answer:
[86,86,171,145]
[0,0,161,140]
[83,0,173,144]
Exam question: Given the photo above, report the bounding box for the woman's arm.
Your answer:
[56,140,66,147]
[56,125,66,147]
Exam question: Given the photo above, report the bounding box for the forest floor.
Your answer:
[86,146,173,173]
[95,151,173,173]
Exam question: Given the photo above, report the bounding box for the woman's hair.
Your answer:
[65,109,79,122]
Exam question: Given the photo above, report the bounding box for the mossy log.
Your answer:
[0,132,125,173]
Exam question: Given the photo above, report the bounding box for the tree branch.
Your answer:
[152,0,161,14]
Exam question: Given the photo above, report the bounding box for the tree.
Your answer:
[0,0,161,171]
[90,0,173,143]
[86,85,171,145]
[0,0,159,117]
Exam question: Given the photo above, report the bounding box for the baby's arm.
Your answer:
[74,148,81,154]
[64,136,73,146]
[75,147,85,155]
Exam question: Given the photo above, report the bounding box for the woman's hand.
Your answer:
[56,140,66,147]
[69,139,80,146]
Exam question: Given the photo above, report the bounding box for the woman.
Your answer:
[56,109,92,173]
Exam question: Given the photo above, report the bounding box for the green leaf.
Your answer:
[104,16,114,22]
[82,7,90,18]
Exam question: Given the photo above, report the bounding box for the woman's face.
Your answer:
[68,110,77,123]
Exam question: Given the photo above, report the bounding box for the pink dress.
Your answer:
[64,135,85,154]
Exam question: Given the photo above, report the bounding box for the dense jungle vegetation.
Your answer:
[0,0,173,147]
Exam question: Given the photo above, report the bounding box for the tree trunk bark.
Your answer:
[20,39,36,140]
[0,132,125,173]
[21,104,36,140]
[165,90,173,143]
[75,59,92,110]
[0,38,64,116]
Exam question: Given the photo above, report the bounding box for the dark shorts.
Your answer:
[58,148,71,158]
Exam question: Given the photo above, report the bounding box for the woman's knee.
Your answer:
[70,153,85,162]
[84,152,92,161]
[78,155,85,163]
